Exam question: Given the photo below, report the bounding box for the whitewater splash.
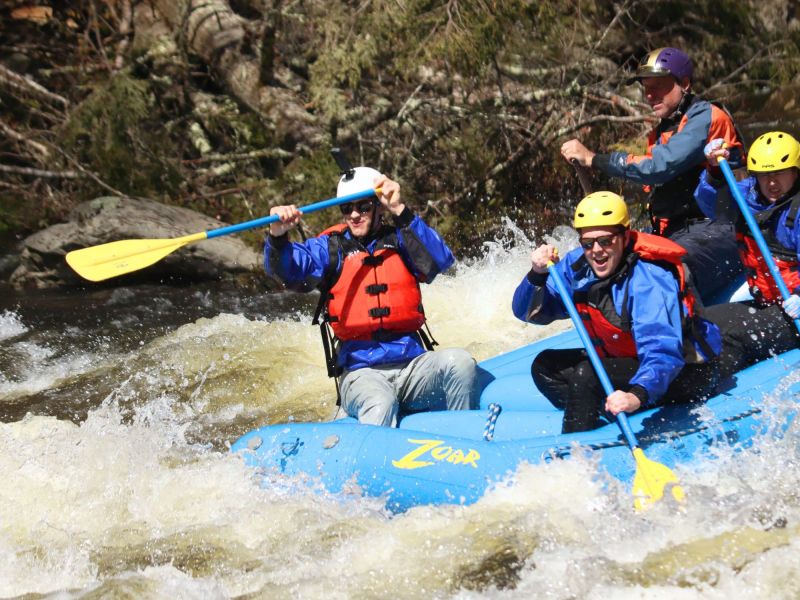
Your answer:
[2,224,800,597]
[0,309,27,342]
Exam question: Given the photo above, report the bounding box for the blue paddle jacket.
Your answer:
[512,246,692,406]
[592,98,742,185]
[695,171,800,252]
[695,171,800,297]
[264,207,454,371]
[694,170,800,240]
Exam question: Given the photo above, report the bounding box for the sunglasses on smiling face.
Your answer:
[579,233,620,250]
[339,199,376,215]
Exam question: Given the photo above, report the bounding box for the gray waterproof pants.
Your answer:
[339,348,478,427]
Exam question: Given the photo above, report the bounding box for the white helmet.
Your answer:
[337,166,381,198]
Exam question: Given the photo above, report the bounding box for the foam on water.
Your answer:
[0,309,28,341]
[0,338,110,400]
[3,224,800,597]
[1,375,800,598]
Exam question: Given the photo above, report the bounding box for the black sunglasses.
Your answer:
[579,233,619,250]
[340,199,375,215]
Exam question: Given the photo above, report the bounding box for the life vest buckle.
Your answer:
[369,307,390,318]
[365,283,388,295]
[362,255,385,266]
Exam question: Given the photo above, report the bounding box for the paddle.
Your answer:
[66,188,380,282]
[547,260,686,510]
[571,158,593,195]
[718,157,800,333]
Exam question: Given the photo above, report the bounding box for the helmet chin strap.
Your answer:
[675,86,693,117]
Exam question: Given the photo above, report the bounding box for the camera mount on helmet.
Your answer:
[331,149,382,202]
[331,147,355,181]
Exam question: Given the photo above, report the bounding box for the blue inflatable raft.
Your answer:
[231,326,800,512]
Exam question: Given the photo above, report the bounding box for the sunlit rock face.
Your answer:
[10,196,263,289]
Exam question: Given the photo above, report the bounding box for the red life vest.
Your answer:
[573,231,709,361]
[319,224,426,341]
[734,190,800,306]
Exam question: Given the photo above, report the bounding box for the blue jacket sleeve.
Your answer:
[625,262,686,404]
[599,102,711,185]
[395,210,455,282]
[263,233,333,292]
[693,169,722,219]
[512,250,583,324]
[512,275,539,322]
[694,170,753,220]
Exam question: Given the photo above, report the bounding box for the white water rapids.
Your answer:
[2,223,800,598]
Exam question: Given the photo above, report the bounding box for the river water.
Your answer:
[1,221,800,598]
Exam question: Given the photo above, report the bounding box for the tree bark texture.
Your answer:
[147,0,318,147]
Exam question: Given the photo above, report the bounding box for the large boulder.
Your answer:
[10,196,265,289]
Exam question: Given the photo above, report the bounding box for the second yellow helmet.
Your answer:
[573,191,630,229]
[748,131,800,173]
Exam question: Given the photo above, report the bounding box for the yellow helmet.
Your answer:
[573,191,630,229]
[747,131,800,173]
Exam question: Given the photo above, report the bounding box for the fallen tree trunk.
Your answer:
[146,0,319,148]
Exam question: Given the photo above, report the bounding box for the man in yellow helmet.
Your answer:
[697,131,800,376]
[560,47,746,305]
[513,192,721,432]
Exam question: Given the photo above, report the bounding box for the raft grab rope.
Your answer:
[483,403,502,441]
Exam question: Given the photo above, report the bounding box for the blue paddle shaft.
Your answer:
[205,188,378,239]
[718,158,800,332]
[548,263,641,449]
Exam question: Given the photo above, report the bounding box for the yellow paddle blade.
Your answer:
[66,232,208,282]
[631,447,686,512]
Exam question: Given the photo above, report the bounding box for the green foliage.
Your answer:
[59,72,182,199]
[278,150,344,233]
[306,3,381,123]
[5,0,800,256]
[203,96,253,148]
[393,0,537,77]
[306,0,540,126]
[0,204,12,234]
[222,149,343,248]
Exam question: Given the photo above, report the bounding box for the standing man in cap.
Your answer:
[560,47,746,304]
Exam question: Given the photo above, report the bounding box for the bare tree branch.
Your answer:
[0,163,82,179]
[114,0,134,71]
[704,41,791,96]
[181,147,292,164]
[548,114,657,142]
[0,118,49,161]
[50,146,128,197]
[0,63,69,110]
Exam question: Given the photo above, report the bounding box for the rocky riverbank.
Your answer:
[8,196,265,289]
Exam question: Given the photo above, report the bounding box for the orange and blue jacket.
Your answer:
[592,94,745,233]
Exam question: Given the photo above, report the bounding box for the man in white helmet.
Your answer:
[266,164,478,426]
